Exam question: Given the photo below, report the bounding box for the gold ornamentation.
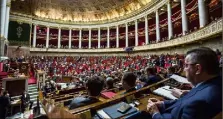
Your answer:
[16,26,23,38]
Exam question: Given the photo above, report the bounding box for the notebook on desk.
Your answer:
[153,86,178,100]
[101,91,116,99]
[97,102,138,119]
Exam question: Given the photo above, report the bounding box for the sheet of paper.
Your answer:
[153,86,178,100]
[97,110,111,119]
[170,74,190,84]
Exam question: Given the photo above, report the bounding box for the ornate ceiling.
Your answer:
[11,0,154,24]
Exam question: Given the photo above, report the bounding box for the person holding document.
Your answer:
[146,47,222,119]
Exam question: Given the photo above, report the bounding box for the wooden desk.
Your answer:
[2,76,28,96]
[137,94,164,111]
[19,63,29,76]
[42,101,77,119]
[46,87,85,98]
[10,100,21,116]
[68,79,168,114]
[41,79,169,118]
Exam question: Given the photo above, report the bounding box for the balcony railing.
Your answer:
[30,18,222,53]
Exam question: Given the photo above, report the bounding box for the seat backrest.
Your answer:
[212,112,222,119]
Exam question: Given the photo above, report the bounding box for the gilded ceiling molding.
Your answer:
[30,18,222,53]
[10,0,168,28]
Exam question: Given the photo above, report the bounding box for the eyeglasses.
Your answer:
[184,63,197,68]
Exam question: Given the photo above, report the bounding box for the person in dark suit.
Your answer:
[68,76,104,110]
[144,67,161,87]
[146,47,222,119]
[104,77,115,90]
[0,91,11,119]
[122,72,137,94]
[21,90,33,112]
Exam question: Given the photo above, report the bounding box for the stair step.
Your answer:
[29,91,39,95]
[30,95,38,98]
[30,98,37,102]
[28,87,37,90]
[28,89,38,93]
[29,84,37,86]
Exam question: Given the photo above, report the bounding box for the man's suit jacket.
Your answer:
[21,93,30,105]
[153,76,222,119]
[0,96,10,118]
[68,96,99,110]
[144,75,161,87]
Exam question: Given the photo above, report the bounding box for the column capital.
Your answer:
[56,25,61,29]
[6,2,11,7]
[6,0,11,7]
[167,0,171,4]
[0,36,6,41]
[33,23,37,26]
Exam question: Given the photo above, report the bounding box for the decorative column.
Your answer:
[0,0,7,37]
[167,1,173,39]
[32,25,37,47]
[116,26,119,48]
[79,29,82,49]
[181,0,188,35]
[125,23,128,47]
[145,16,149,44]
[58,28,61,48]
[46,27,49,48]
[198,0,208,27]
[135,20,138,46]
[69,28,72,49]
[156,10,160,42]
[107,27,110,48]
[88,29,91,49]
[98,28,101,48]
[4,0,11,40]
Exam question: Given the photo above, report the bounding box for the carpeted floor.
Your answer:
[28,77,37,84]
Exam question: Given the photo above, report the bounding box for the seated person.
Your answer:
[43,81,56,97]
[21,90,33,112]
[137,70,147,82]
[144,67,161,87]
[146,47,222,119]
[162,66,176,78]
[104,77,115,91]
[68,76,104,110]
[122,72,137,94]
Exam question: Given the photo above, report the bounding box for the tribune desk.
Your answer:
[2,76,29,96]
